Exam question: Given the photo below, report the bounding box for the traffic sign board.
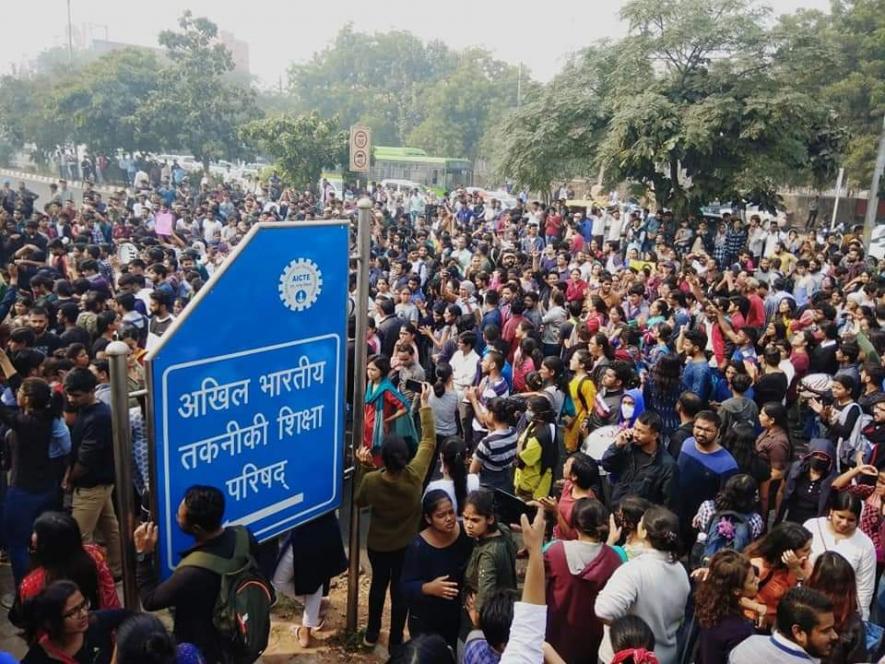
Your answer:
[146,222,348,578]
[350,125,371,173]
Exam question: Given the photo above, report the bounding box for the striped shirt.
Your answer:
[474,426,518,472]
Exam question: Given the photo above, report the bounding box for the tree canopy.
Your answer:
[493,0,854,213]
[240,113,347,190]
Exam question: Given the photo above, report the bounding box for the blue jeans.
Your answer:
[3,486,59,585]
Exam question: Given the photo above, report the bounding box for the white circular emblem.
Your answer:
[278,258,323,312]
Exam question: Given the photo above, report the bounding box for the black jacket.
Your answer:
[70,401,115,487]
[810,342,839,375]
[602,440,679,510]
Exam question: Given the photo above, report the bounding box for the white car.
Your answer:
[485,190,518,209]
[381,178,425,194]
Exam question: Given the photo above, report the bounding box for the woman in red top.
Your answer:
[544,498,621,662]
[363,355,411,467]
[565,269,588,304]
[742,521,813,630]
[584,296,608,336]
[512,337,541,394]
[540,453,600,541]
[16,512,120,619]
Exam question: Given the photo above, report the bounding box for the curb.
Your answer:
[0,167,117,194]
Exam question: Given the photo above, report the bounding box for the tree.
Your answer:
[287,25,457,146]
[0,75,69,162]
[137,11,259,171]
[240,113,347,190]
[49,48,162,156]
[491,47,617,195]
[406,49,525,161]
[772,0,885,186]
[597,0,843,212]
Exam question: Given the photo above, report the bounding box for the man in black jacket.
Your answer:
[602,411,679,510]
[134,485,259,664]
[810,322,839,375]
[64,367,122,578]
[375,296,403,359]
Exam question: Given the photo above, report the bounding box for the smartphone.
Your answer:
[404,379,424,393]
[493,488,538,526]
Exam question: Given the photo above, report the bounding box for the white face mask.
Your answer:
[621,403,635,419]
[525,409,534,422]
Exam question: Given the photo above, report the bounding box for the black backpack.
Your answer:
[178,526,275,664]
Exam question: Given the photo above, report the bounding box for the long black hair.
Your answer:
[525,395,557,478]
[30,512,100,609]
[440,438,468,516]
[114,613,177,664]
[21,580,81,645]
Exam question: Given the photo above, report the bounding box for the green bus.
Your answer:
[371,146,472,195]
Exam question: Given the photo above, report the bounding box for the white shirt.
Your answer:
[500,602,546,664]
[607,215,624,242]
[450,349,480,394]
[202,218,223,244]
[424,475,480,516]
[804,516,876,620]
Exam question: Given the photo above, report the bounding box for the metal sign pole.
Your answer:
[106,341,140,609]
[346,197,373,632]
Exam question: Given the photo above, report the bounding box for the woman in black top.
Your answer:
[401,490,474,649]
[21,580,129,664]
[695,550,758,664]
[753,347,788,409]
[0,350,67,586]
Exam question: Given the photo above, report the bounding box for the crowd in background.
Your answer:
[0,168,883,663]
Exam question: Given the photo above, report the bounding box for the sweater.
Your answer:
[804,516,876,620]
[698,614,754,664]
[595,549,691,664]
[545,540,621,664]
[729,631,819,664]
[356,407,436,551]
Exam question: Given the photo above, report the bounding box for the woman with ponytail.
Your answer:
[544,498,622,663]
[427,362,459,485]
[513,395,557,500]
[0,355,70,586]
[596,506,690,664]
[425,438,479,517]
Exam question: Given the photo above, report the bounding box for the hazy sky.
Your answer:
[6,0,830,85]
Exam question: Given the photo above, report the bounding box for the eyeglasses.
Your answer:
[63,598,90,619]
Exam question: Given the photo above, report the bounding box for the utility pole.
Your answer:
[66,0,74,64]
[863,114,885,246]
[830,167,844,231]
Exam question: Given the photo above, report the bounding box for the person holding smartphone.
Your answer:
[601,411,678,510]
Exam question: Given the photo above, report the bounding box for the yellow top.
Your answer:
[514,425,553,500]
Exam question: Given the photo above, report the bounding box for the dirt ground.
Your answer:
[261,567,389,663]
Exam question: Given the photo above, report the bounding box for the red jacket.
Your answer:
[544,540,621,663]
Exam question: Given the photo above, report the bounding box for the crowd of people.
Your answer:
[353,186,885,664]
[0,168,882,664]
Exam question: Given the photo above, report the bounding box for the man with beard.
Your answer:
[730,587,839,663]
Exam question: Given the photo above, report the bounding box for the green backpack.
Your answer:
[178,526,276,664]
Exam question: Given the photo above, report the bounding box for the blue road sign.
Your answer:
[146,221,348,578]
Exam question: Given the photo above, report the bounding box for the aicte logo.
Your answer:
[278,258,323,312]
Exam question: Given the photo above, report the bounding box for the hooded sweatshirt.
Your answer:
[777,438,836,524]
[718,394,759,433]
[545,540,622,664]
